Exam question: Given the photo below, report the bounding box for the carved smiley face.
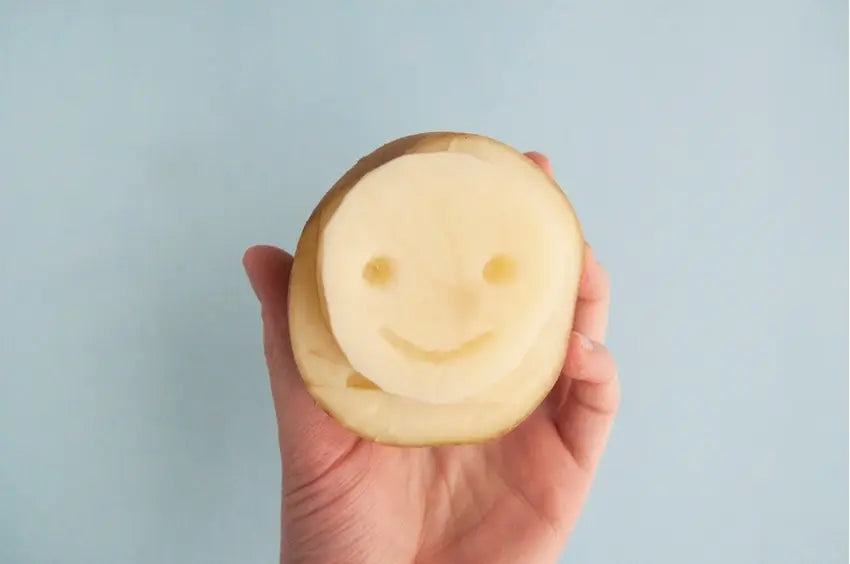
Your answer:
[319,152,568,403]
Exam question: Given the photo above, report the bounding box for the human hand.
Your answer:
[243,152,619,564]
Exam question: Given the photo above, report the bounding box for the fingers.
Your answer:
[243,245,356,475]
[524,151,618,466]
[243,245,303,409]
[244,245,292,319]
[574,246,610,343]
[525,151,554,176]
[553,332,620,470]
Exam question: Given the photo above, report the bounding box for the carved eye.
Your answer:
[482,254,517,284]
[362,256,395,286]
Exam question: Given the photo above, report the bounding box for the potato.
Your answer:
[288,132,584,445]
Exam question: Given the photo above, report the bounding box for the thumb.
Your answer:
[242,245,356,482]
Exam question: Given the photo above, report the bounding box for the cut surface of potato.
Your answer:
[288,132,584,445]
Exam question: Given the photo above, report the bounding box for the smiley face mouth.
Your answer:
[380,328,494,364]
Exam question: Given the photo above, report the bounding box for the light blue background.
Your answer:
[1,2,846,563]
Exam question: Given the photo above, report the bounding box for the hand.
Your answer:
[243,152,619,564]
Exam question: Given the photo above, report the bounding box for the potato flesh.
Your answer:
[321,152,570,403]
[288,133,583,445]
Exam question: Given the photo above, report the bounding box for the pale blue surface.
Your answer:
[0,2,846,563]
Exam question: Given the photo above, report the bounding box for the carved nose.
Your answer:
[449,284,480,323]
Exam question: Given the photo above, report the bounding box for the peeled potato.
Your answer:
[288,132,584,445]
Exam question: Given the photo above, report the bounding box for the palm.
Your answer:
[282,407,587,564]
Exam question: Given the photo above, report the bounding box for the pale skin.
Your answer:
[243,152,619,564]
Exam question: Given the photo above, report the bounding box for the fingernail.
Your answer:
[574,331,595,351]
